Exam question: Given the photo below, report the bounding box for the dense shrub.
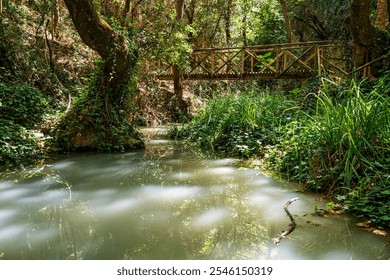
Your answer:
[0,83,48,165]
[0,83,48,128]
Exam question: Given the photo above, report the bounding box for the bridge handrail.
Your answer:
[191,40,332,53]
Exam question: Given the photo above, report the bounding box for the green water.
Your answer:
[0,139,389,260]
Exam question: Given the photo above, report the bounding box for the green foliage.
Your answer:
[176,90,298,157]
[274,80,389,181]
[134,2,192,69]
[293,0,350,41]
[0,120,43,166]
[256,52,275,71]
[176,76,390,228]
[0,83,49,165]
[267,79,390,227]
[373,70,390,96]
[0,0,75,95]
[0,83,48,128]
[249,0,287,45]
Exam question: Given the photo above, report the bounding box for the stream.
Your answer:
[0,134,389,260]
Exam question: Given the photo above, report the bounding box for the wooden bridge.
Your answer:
[154,41,348,81]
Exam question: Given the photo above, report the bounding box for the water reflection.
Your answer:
[0,140,389,260]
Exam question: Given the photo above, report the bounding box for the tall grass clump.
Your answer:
[273,78,389,227]
[178,90,299,157]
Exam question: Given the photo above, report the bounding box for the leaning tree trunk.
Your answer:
[64,0,134,86]
[350,0,389,77]
[55,0,143,151]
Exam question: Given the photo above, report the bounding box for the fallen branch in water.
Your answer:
[272,197,300,245]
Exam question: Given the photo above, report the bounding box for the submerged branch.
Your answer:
[272,197,300,245]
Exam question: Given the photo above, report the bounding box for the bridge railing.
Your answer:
[154,41,338,80]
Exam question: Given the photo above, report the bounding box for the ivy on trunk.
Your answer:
[53,0,144,151]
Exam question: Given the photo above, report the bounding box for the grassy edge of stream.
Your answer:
[168,76,390,230]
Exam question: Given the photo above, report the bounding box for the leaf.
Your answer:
[328,209,345,215]
[356,220,371,228]
[372,229,388,236]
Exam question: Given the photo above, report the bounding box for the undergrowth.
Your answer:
[0,83,50,165]
[174,75,390,228]
[175,89,299,157]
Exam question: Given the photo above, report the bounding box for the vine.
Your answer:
[51,57,144,152]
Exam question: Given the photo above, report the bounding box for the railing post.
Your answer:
[251,52,254,72]
[275,47,280,77]
[241,49,245,77]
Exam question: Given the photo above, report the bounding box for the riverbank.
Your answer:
[170,76,390,229]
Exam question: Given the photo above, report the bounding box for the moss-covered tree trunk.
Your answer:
[64,0,132,86]
[350,0,389,77]
[54,0,144,151]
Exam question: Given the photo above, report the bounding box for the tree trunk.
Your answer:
[223,0,232,46]
[241,0,249,46]
[122,0,131,18]
[0,0,3,16]
[279,0,292,43]
[51,0,59,38]
[173,0,186,116]
[375,0,389,29]
[64,0,134,85]
[185,0,196,43]
[242,13,248,46]
[57,0,143,151]
[350,0,389,77]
